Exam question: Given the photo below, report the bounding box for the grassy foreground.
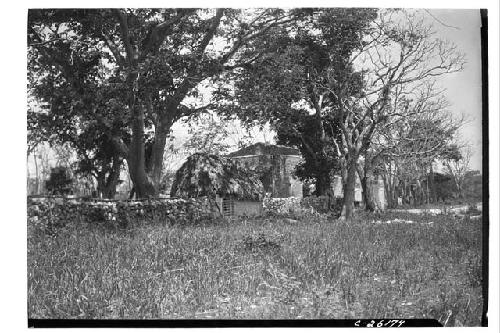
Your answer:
[27,211,483,325]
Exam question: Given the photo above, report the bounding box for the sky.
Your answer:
[422,9,484,170]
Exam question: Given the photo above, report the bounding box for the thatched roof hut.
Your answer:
[170,153,264,201]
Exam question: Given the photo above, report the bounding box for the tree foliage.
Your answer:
[221,8,377,197]
[275,110,342,195]
[28,10,130,198]
[28,8,303,198]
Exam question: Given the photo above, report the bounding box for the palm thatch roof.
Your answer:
[170,153,264,201]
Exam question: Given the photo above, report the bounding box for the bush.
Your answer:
[263,195,342,218]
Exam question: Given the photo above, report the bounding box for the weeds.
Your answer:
[27,211,483,325]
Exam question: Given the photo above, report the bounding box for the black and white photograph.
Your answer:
[15,0,498,329]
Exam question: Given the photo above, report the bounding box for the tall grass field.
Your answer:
[27,211,483,326]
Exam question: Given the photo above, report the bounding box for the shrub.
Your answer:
[263,195,342,218]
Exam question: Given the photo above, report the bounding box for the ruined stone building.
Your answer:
[227,143,303,198]
[227,142,386,210]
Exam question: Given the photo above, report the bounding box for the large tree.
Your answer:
[274,110,342,195]
[28,8,301,198]
[223,8,377,199]
[28,50,129,198]
[325,10,464,219]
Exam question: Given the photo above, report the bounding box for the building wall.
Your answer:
[230,154,303,198]
[284,156,303,198]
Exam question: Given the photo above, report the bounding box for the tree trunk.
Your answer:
[382,163,397,208]
[382,173,393,208]
[429,164,436,203]
[96,174,105,199]
[400,179,407,205]
[341,158,357,220]
[357,161,377,212]
[315,172,332,196]
[127,104,156,198]
[149,112,176,192]
[149,128,167,191]
[97,158,123,199]
[100,176,119,199]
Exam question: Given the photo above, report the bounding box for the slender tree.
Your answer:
[443,146,471,199]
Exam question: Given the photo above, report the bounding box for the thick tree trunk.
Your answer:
[127,104,156,198]
[96,174,105,198]
[149,112,176,192]
[357,161,377,212]
[97,158,123,199]
[149,128,167,190]
[386,174,398,208]
[99,181,118,199]
[341,159,357,220]
[415,179,425,206]
[315,172,332,196]
[381,164,396,208]
[382,174,392,208]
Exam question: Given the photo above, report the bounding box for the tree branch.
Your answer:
[113,9,135,65]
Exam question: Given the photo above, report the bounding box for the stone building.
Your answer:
[227,142,387,210]
[227,143,303,199]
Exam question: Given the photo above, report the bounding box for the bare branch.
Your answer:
[423,10,460,30]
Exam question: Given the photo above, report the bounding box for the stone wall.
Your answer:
[285,156,303,198]
[231,154,303,198]
[27,196,215,231]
